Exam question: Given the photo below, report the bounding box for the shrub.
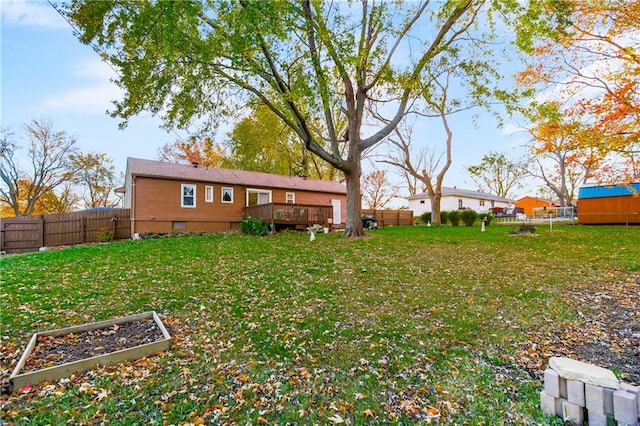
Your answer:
[460,209,478,227]
[96,228,115,242]
[240,216,269,236]
[448,210,460,226]
[440,211,449,225]
[420,211,431,224]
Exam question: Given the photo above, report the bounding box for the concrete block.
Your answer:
[562,400,584,425]
[567,379,585,406]
[560,377,568,398]
[586,383,611,413]
[621,382,640,414]
[549,357,619,389]
[555,397,567,417]
[586,410,609,426]
[603,387,615,416]
[621,382,640,395]
[540,390,557,417]
[613,389,639,426]
[545,368,562,398]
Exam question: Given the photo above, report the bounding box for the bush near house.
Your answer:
[240,216,269,236]
[440,210,449,225]
[448,210,461,226]
[460,209,478,227]
[420,211,431,224]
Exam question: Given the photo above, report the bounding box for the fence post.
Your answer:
[82,217,87,243]
[38,216,44,248]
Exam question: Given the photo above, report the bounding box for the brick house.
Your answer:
[123,158,347,235]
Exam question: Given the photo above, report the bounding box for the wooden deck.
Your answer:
[243,203,333,229]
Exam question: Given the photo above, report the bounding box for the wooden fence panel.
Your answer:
[0,209,131,254]
[362,209,414,227]
[0,216,43,253]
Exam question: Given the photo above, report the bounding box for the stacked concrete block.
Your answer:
[540,357,640,426]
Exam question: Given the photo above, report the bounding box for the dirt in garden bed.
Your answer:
[518,273,640,385]
[21,319,165,373]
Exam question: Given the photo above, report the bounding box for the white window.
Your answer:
[181,184,196,208]
[222,187,234,203]
[479,200,485,207]
[458,199,463,209]
[205,185,214,203]
[286,192,295,204]
[247,189,272,206]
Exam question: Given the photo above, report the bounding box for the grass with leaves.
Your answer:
[1,224,639,424]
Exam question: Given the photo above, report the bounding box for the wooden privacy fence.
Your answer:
[0,209,131,254]
[362,209,414,227]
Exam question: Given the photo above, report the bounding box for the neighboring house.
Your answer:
[516,196,558,217]
[407,187,512,216]
[123,157,347,235]
[577,183,640,225]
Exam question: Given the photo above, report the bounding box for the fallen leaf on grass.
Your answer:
[328,413,345,423]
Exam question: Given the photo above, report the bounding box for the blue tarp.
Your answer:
[578,183,640,199]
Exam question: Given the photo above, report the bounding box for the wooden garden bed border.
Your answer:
[9,311,171,392]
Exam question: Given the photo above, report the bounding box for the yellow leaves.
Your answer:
[362,408,375,417]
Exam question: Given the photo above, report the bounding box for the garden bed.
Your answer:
[9,311,171,392]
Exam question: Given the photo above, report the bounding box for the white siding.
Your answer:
[409,195,511,215]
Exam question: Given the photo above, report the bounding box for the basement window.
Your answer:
[172,221,186,230]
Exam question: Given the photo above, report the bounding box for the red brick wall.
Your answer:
[132,176,346,234]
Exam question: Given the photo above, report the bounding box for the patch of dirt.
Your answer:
[519,272,640,385]
[21,319,165,373]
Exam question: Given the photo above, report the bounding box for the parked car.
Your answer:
[492,207,524,218]
[362,214,378,229]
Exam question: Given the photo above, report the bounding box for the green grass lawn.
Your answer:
[1,224,639,424]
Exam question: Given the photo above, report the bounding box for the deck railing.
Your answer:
[243,203,333,227]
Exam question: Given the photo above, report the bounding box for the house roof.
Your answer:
[126,157,347,194]
[516,195,557,205]
[578,182,640,199]
[407,187,512,203]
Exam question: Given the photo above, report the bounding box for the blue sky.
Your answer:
[1,0,532,201]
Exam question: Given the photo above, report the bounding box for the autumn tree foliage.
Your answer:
[518,0,640,182]
[159,136,226,168]
[0,120,79,217]
[69,152,119,209]
[526,103,604,206]
[224,103,339,180]
[361,170,398,211]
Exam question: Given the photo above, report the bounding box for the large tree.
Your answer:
[517,0,640,181]
[526,102,602,206]
[224,103,339,180]
[361,169,398,211]
[69,152,119,209]
[0,120,78,217]
[63,0,567,236]
[466,151,527,199]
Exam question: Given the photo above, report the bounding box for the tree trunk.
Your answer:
[343,154,364,237]
[431,193,442,225]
